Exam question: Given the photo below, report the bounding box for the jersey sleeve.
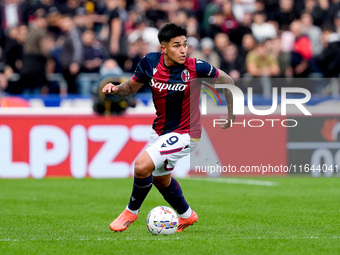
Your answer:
[195,59,219,83]
[132,56,150,83]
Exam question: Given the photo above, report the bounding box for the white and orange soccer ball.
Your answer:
[146,206,178,235]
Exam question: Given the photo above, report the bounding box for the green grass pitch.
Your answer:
[0,177,339,254]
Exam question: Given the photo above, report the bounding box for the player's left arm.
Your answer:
[214,68,236,129]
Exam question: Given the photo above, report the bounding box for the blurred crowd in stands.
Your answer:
[0,0,340,96]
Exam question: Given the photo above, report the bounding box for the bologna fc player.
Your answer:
[102,23,235,232]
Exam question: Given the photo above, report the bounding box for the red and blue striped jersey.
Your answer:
[132,52,219,139]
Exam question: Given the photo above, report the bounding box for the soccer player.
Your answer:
[102,23,235,232]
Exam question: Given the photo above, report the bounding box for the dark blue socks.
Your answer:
[127,175,190,216]
[128,175,153,211]
[156,177,189,214]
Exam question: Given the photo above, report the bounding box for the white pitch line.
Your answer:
[1,236,339,242]
[189,178,279,187]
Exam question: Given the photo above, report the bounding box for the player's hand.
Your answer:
[219,115,236,129]
[102,83,118,94]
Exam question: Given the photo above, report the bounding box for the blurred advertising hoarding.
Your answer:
[0,114,339,178]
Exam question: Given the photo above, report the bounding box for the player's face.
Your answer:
[162,36,188,66]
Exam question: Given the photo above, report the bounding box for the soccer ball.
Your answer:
[146,206,178,235]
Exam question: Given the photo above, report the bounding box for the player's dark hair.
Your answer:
[158,23,187,43]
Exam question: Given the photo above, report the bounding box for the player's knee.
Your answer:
[134,157,153,178]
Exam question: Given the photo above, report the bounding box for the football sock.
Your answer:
[179,207,193,219]
[126,206,139,215]
[127,175,153,212]
[156,177,189,215]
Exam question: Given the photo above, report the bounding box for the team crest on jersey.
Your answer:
[181,69,190,82]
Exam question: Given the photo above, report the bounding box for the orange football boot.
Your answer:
[176,210,198,232]
[109,209,138,232]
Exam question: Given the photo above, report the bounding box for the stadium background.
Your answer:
[0,0,339,178]
[0,1,339,254]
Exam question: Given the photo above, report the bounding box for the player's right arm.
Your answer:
[102,78,144,96]
[103,54,153,96]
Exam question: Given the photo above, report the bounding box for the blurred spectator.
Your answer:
[220,43,245,80]
[0,60,8,92]
[20,13,55,95]
[0,0,337,96]
[124,36,149,73]
[239,32,256,61]
[311,0,330,27]
[73,6,94,32]
[106,0,128,67]
[220,0,238,34]
[0,72,7,92]
[77,29,107,95]
[3,25,25,75]
[190,37,221,68]
[0,26,5,51]
[207,0,238,38]
[3,24,27,94]
[317,26,340,77]
[214,32,230,58]
[59,15,83,94]
[300,12,323,56]
[245,41,280,77]
[178,0,196,12]
[328,0,340,25]
[187,36,199,57]
[124,6,141,36]
[269,0,298,30]
[99,59,123,78]
[186,15,200,38]
[230,11,253,45]
[334,10,340,34]
[33,0,60,16]
[265,37,292,77]
[304,0,317,14]
[245,41,280,95]
[251,11,276,42]
[144,0,168,27]
[0,0,24,30]
[35,2,63,37]
[280,29,295,52]
[85,0,108,34]
[232,0,256,23]
[127,16,159,52]
[289,20,313,77]
[254,0,266,13]
[83,0,96,13]
[58,0,82,15]
[81,29,107,73]
[156,0,180,19]
[202,0,224,36]
[207,10,227,38]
